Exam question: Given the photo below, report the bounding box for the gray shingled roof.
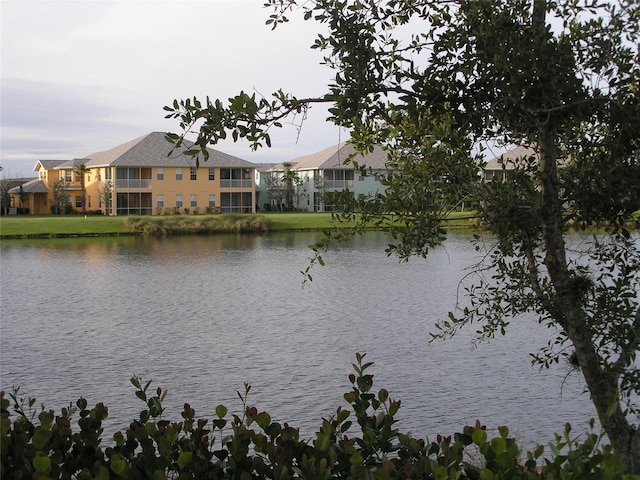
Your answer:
[255,163,281,172]
[35,160,69,172]
[81,132,255,168]
[286,142,390,171]
[8,179,49,194]
[46,158,91,170]
[484,146,538,170]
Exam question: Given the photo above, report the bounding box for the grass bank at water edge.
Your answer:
[0,212,479,239]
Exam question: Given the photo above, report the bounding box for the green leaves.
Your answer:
[1,357,634,478]
[164,88,317,164]
[32,455,51,474]
[216,404,228,418]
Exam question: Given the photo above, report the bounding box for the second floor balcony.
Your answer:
[220,179,253,189]
[115,179,152,189]
[323,179,354,190]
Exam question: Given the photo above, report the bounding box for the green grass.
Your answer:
[264,212,353,231]
[0,215,134,238]
[0,211,479,239]
[0,213,346,238]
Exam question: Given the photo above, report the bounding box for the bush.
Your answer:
[1,354,635,479]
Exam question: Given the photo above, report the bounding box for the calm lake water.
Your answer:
[0,232,598,450]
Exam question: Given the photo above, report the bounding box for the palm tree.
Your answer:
[282,162,295,211]
[74,164,89,214]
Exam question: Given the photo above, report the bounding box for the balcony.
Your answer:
[324,180,354,190]
[220,179,253,189]
[115,179,152,189]
[220,205,253,213]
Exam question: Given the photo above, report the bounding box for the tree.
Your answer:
[282,162,307,210]
[165,0,640,471]
[50,178,70,215]
[265,171,286,210]
[74,164,88,214]
[265,163,307,211]
[99,180,112,216]
[0,179,11,215]
[282,162,296,211]
[18,185,25,210]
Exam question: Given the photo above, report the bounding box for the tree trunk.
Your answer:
[537,125,640,472]
[530,0,639,470]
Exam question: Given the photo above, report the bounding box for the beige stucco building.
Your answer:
[10,132,256,215]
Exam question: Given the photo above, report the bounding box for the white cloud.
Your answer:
[1,0,341,177]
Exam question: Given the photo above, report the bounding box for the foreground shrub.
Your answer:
[1,354,636,479]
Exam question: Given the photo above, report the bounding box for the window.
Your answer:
[88,195,91,208]
[157,168,164,180]
[75,171,82,182]
[190,167,197,181]
[208,168,215,181]
[208,194,216,207]
[175,168,182,180]
[65,171,72,182]
[176,194,183,208]
[157,194,164,208]
[75,196,82,208]
[190,194,197,208]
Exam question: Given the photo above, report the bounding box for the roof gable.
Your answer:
[34,159,69,172]
[82,132,255,168]
[8,179,49,194]
[484,146,538,170]
[285,142,390,171]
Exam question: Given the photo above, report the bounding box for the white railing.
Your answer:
[115,179,152,189]
[324,180,354,189]
[220,206,253,213]
[116,207,153,215]
[219,179,253,189]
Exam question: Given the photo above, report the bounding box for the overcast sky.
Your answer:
[1,0,344,178]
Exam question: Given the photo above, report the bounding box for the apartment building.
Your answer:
[10,132,256,215]
[259,143,391,212]
[9,133,537,216]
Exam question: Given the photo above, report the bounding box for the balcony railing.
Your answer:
[324,180,354,190]
[220,206,253,213]
[115,179,152,189]
[116,206,153,215]
[219,179,253,189]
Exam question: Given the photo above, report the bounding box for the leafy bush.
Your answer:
[1,354,636,479]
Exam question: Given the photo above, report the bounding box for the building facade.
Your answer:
[10,132,257,215]
[258,143,391,212]
[8,136,544,216]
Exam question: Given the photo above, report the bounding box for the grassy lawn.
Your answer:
[0,211,479,239]
[264,212,353,231]
[0,213,345,238]
[0,215,134,237]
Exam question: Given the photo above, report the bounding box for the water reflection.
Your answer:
[1,232,597,450]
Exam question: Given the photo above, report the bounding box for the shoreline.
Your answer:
[0,212,481,240]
